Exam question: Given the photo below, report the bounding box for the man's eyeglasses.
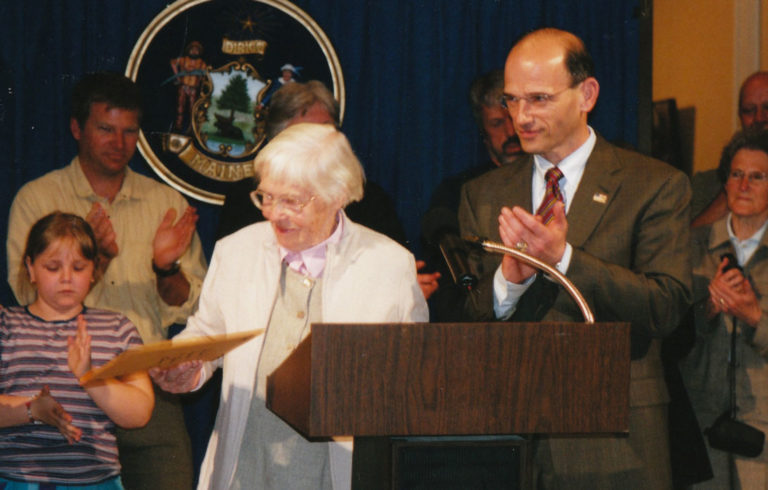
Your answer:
[250,189,315,213]
[500,84,577,114]
[729,169,768,184]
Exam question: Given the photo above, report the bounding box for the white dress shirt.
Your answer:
[493,128,597,319]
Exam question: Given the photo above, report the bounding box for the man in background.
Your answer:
[472,69,524,167]
[422,69,524,321]
[7,72,207,489]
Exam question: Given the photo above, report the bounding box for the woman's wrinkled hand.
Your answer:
[149,360,203,394]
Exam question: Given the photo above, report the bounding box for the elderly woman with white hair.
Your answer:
[151,123,428,489]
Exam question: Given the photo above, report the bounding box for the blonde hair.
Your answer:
[18,212,100,298]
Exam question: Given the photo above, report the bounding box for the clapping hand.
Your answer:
[152,207,198,270]
[498,201,568,283]
[29,386,82,444]
[708,257,762,326]
[86,202,118,259]
[67,314,91,379]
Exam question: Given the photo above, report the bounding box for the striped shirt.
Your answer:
[0,306,142,484]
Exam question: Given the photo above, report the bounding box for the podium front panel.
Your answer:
[267,322,630,437]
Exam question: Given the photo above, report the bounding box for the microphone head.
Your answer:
[462,235,488,248]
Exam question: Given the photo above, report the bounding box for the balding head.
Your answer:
[740,71,768,131]
[513,29,595,87]
[503,28,599,163]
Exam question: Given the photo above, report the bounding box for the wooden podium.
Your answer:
[267,322,630,488]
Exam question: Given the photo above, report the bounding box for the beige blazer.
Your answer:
[177,214,428,489]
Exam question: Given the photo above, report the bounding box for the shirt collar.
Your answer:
[532,126,596,213]
[71,156,139,203]
[533,126,596,173]
[279,211,344,278]
[726,212,768,266]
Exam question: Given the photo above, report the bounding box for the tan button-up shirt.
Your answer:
[7,157,207,343]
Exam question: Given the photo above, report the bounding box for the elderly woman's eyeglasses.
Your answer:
[729,169,768,185]
[250,189,316,213]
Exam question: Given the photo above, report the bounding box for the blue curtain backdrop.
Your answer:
[0,0,643,477]
[0,0,642,305]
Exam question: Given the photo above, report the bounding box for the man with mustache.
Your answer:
[473,69,524,167]
[421,69,525,321]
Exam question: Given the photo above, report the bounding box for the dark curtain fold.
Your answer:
[0,0,642,306]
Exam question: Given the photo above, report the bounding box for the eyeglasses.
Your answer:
[250,189,316,213]
[728,169,768,184]
[500,84,578,114]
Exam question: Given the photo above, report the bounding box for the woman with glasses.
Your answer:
[681,130,768,489]
[150,123,428,489]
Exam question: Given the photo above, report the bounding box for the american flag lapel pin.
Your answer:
[592,192,608,204]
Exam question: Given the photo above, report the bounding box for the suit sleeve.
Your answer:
[457,180,502,321]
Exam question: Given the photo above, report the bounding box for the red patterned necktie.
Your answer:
[536,167,564,224]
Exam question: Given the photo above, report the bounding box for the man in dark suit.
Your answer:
[458,28,692,489]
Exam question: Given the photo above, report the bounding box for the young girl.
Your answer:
[0,212,154,489]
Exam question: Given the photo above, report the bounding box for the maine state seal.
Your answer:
[126,0,344,204]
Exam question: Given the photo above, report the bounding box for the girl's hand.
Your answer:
[67,314,91,379]
[30,386,82,444]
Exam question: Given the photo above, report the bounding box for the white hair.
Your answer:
[253,123,365,206]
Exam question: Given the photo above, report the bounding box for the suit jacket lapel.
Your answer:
[466,159,534,243]
[566,137,623,248]
[498,156,533,213]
